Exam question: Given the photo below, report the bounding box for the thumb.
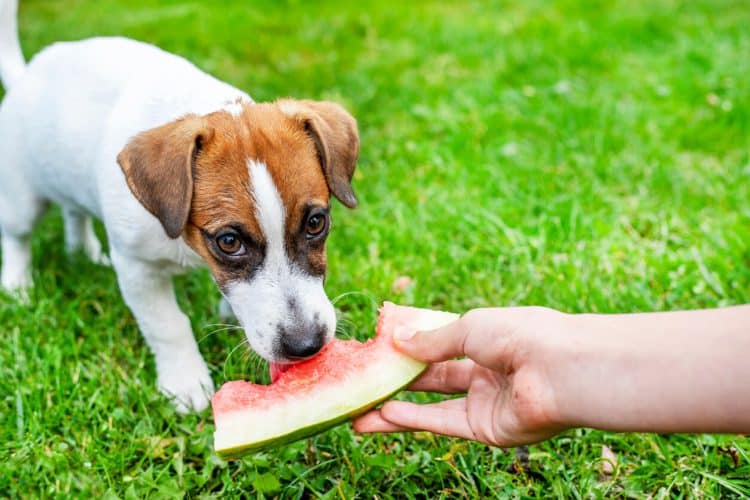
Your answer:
[393,315,469,363]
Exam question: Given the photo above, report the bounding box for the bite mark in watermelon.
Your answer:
[212,302,458,458]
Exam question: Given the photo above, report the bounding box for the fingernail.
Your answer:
[393,326,417,342]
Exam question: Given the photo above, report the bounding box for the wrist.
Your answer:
[544,311,633,430]
[516,308,590,433]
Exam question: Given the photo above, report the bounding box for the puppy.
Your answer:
[0,0,358,412]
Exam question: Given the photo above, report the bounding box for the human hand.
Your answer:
[353,306,574,447]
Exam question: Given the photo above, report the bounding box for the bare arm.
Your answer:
[557,305,750,434]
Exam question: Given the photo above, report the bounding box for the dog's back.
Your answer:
[0,31,245,218]
[0,0,248,292]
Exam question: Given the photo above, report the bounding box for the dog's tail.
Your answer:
[0,0,25,90]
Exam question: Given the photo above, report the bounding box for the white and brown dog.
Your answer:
[0,0,358,412]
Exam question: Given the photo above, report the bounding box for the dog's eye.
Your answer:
[305,212,328,239]
[216,232,245,256]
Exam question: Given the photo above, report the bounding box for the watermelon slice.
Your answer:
[212,302,458,458]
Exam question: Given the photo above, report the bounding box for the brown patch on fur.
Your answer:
[117,115,212,238]
[179,100,356,286]
[118,99,358,287]
[277,99,359,208]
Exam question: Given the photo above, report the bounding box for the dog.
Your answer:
[0,0,358,412]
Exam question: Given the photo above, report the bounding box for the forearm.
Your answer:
[553,305,750,434]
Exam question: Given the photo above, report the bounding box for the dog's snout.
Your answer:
[281,336,322,359]
[279,324,326,360]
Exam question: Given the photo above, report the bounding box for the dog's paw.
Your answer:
[157,356,215,414]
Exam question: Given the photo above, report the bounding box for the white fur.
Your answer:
[0,233,31,295]
[250,160,286,264]
[276,99,305,117]
[62,208,110,266]
[0,0,23,88]
[0,16,256,412]
[224,161,336,362]
[222,98,248,117]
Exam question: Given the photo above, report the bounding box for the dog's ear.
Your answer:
[117,115,213,238]
[278,99,359,208]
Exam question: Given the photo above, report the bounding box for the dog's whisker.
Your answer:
[331,289,377,307]
[222,339,252,380]
[203,322,240,329]
[231,337,271,383]
[336,316,357,327]
[205,325,243,333]
[202,325,243,334]
[336,318,357,333]
[335,325,355,340]
[243,348,269,383]
[197,325,244,344]
[238,346,252,362]
[334,317,359,340]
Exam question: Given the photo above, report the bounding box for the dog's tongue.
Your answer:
[269,362,291,383]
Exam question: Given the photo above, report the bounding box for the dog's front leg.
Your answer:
[111,249,214,413]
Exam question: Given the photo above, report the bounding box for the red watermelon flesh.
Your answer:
[268,362,290,383]
[212,302,458,458]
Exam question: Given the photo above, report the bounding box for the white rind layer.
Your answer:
[214,308,458,455]
[214,352,424,452]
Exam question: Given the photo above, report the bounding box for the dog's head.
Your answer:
[117,99,358,365]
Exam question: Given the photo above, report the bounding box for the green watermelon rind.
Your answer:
[215,363,427,459]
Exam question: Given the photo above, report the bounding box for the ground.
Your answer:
[1,0,749,497]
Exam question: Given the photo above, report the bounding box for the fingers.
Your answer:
[370,399,476,441]
[408,359,475,393]
[353,360,474,433]
[394,308,510,364]
[395,307,532,370]
[394,313,472,362]
[352,409,410,433]
[353,399,469,437]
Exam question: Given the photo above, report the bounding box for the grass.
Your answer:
[2,0,750,496]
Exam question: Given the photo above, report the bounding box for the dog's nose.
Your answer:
[279,325,326,360]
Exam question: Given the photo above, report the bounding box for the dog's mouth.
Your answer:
[269,362,292,383]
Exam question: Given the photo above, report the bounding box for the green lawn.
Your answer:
[2,0,750,496]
